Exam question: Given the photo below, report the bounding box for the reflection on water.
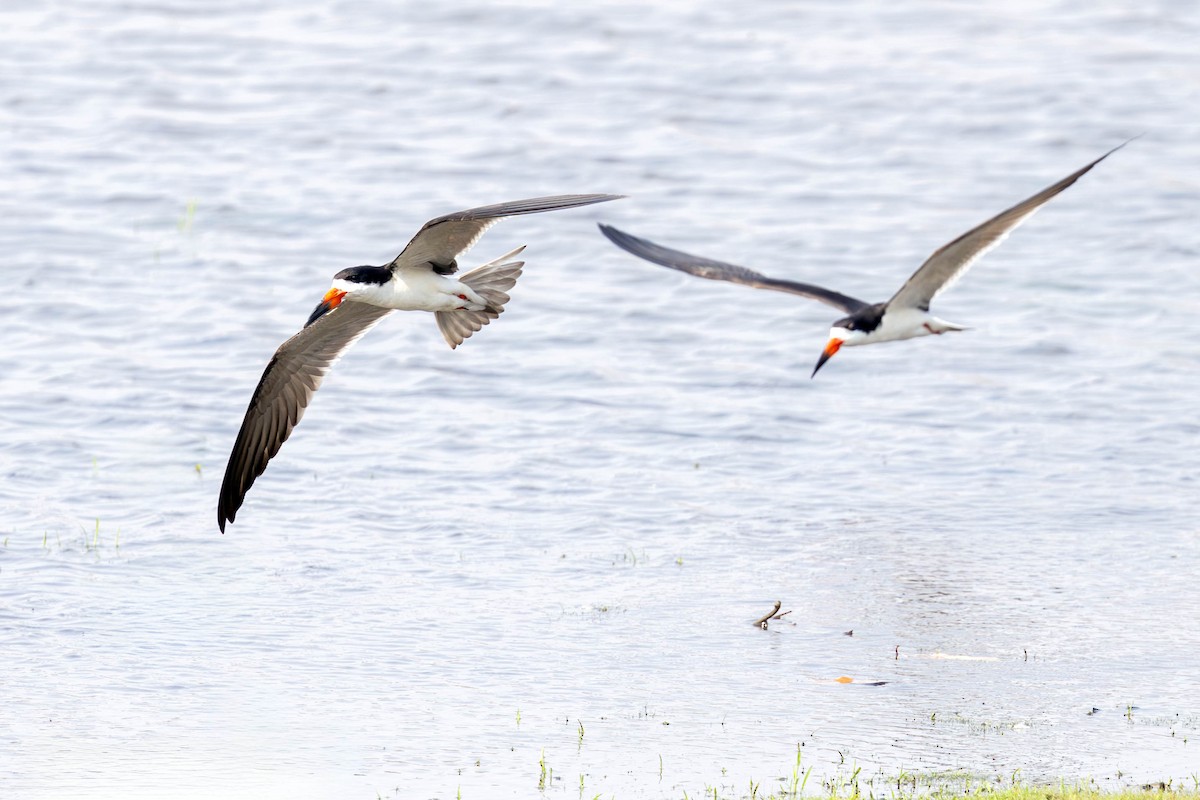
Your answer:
[2,0,1199,797]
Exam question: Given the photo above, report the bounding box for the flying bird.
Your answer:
[599,142,1127,377]
[218,193,621,532]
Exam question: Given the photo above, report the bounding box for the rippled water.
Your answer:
[2,1,1199,798]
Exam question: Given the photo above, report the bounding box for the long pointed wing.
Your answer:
[888,141,1129,311]
[391,194,623,273]
[218,301,393,531]
[598,223,868,314]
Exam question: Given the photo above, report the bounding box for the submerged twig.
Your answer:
[754,601,791,629]
[755,601,781,628]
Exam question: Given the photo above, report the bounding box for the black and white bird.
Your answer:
[599,143,1127,378]
[218,193,621,532]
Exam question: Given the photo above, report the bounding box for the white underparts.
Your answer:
[835,308,968,348]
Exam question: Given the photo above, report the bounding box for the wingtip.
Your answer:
[555,193,625,206]
[597,223,660,259]
[217,474,233,532]
[218,483,240,533]
[1061,138,1136,188]
[218,498,233,533]
[576,193,626,207]
[1117,133,1144,150]
[596,222,631,244]
[1095,136,1140,165]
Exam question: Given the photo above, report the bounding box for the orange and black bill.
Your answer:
[305,288,346,327]
[811,338,842,378]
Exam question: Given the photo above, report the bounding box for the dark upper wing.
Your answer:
[391,194,624,273]
[888,141,1129,311]
[217,301,392,532]
[598,223,868,314]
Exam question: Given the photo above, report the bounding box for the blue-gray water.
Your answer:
[2,1,1198,798]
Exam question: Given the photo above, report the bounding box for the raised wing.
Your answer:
[598,223,868,314]
[888,141,1129,311]
[218,301,393,531]
[391,194,623,273]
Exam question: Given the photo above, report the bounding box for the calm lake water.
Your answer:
[2,1,1198,798]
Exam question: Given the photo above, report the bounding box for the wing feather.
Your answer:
[598,223,868,314]
[218,301,393,531]
[889,141,1129,311]
[391,194,623,273]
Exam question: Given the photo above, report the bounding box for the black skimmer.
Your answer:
[599,142,1127,378]
[218,193,621,532]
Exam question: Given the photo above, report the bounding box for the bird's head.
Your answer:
[811,306,885,377]
[304,266,392,327]
[811,323,870,378]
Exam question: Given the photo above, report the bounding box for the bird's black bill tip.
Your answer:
[811,338,843,379]
[305,299,336,327]
[305,288,347,328]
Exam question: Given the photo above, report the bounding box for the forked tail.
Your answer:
[931,318,970,334]
[435,246,525,348]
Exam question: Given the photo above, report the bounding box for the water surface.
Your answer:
[2,1,1198,798]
